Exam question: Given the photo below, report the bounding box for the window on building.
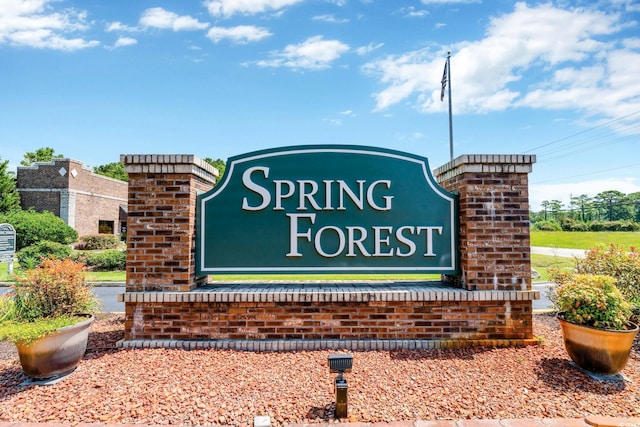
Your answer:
[98,220,114,234]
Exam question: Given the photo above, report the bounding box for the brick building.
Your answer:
[17,158,128,238]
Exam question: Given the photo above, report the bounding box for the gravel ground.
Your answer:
[1,313,640,427]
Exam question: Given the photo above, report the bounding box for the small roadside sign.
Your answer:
[0,223,16,263]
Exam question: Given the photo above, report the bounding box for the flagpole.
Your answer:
[447,51,454,161]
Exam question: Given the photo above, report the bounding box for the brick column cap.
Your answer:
[434,154,536,181]
[120,154,219,185]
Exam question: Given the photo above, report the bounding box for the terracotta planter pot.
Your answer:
[16,314,94,379]
[557,315,638,375]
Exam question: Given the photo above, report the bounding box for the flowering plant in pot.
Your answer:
[551,273,638,375]
[0,257,100,379]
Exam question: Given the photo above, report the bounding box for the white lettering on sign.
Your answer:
[241,166,393,212]
[197,147,459,274]
[241,166,443,259]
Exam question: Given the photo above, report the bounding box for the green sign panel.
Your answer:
[197,146,458,274]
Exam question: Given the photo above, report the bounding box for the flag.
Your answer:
[440,61,448,102]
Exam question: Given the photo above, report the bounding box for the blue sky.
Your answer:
[1,0,639,211]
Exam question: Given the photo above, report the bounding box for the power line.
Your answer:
[533,162,640,184]
[522,109,640,154]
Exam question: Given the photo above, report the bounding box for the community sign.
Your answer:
[197,145,458,274]
[0,223,16,262]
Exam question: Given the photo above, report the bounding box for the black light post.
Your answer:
[328,353,353,418]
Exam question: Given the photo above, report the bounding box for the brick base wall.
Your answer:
[118,283,538,349]
[118,153,538,350]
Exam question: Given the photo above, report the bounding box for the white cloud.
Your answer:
[256,35,349,70]
[0,0,99,50]
[139,7,209,31]
[623,37,640,49]
[204,0,303,17]
[106,21,139,33]
[114,36,137,48]
[530,178,640,211]
[206,25,272,44]
[356,42,383,56]
[363,1,638,124]
[312,14,349,24]
[396,7,429,17]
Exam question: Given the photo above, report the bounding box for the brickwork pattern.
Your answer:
[122,155,217,293]
[434,155,536,292]
[16,158,127,236]
[123,298,534,344]
[18,191,60,216]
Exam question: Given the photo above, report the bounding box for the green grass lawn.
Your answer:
[531,254,574,282]
[0,263,125,283]
[530,231,640,249]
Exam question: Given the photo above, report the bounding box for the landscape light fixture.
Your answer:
[328,353,353,418]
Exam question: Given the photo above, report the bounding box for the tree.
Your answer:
[0,209,77,250]
[540,200,550,221]
[94,162,128,182]
[203,158,226,183]
[570,194,593,222]
[593,190,631,221]
[629,192,640,223]
[549,200,564,221]
[0,156,20,213]
[20,147,63,167]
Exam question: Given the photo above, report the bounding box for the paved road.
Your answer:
[92,285,125,313]
[0,285,125,313]
[531,246,586,258]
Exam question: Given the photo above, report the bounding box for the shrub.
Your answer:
[553,274,631,330]
[10,258,99,321]
[0,294,17,322]
[0,209,77,250]
[81,250,126,271]
[569,222,590,232]
[588,221,640,232]
[560,218,589,231]
[532,220,561,231]
[572,244,640,304]
[17,241,72,269]
[77,234,120,250]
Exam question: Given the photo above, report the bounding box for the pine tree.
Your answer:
[0,157,20,213]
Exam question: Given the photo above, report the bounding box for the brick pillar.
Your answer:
[433,155,536,291]
[121,155,218,292]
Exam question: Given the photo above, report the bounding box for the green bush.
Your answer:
[77,234,120,250]
[79,250,126,271]
[553,274,631,330]
[0,258,99,344]
[0,209,77,250]
[589,221,640,232]
[532,220,561,231]
[17,241,72,269]
[569,222,590,232]
[10,258,99,321]
[572,244,640,304]
[560,218,589,232]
